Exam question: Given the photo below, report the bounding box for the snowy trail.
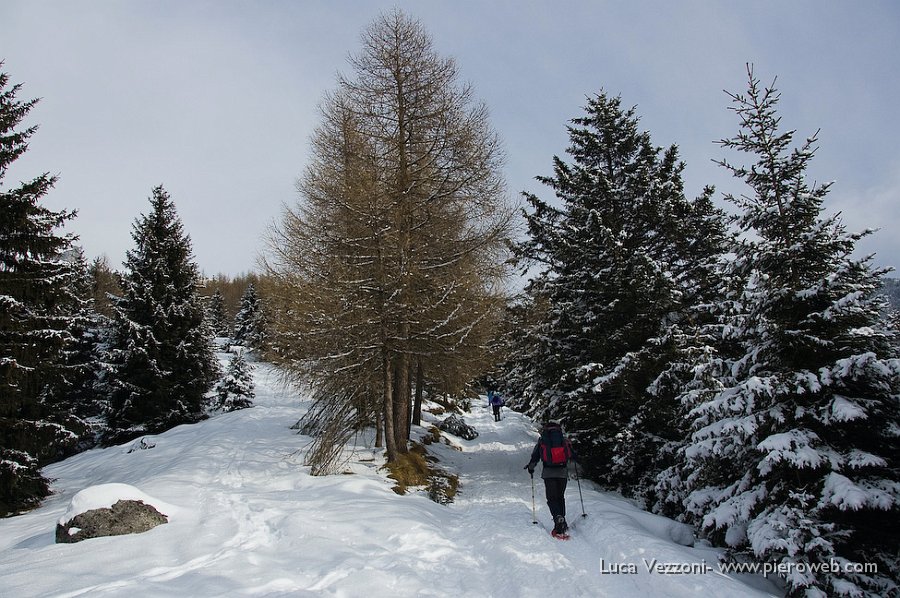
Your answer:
[429,406,775,597]
[0,357,779,597]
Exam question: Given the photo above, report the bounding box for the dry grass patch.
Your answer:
[422,426,442,445]
[383,442,459,504]
[384,444,430,495]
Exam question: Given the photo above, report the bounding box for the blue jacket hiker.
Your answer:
[525,422,575,536]
[488,391,504,421]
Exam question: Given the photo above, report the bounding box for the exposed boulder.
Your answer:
[55,483,172,544]
[56,499,168,543]
[438,414,478,440]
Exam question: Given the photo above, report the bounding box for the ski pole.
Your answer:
[530,472,538,524]
[574,460,586,517]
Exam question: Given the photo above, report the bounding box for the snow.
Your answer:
[845,450,886,470]
[756,429,826,475]
[0,359,780,597]
[819,473,870,511]
[828,395,867,423]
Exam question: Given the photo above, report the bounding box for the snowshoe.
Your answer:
[551,516,569,539]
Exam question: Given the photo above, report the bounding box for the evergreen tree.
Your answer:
[46,248,106,441]
[232,283,264,348]
[508,92,728,497]
[103,186,218,444]
[87,255,120,319]
[207,289,230,338]
[200,272,260,322]
[676,68,900,596]
[495,293,550,415]
[214,351,254,412]
[0,65,90,516]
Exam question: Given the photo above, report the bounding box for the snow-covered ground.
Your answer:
[0,355,781,597]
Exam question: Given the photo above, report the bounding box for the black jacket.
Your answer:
[526,432,576,480]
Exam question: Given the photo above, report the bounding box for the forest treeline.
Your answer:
[1,9,898,597]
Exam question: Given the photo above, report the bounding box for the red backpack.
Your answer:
[540,424,572,467]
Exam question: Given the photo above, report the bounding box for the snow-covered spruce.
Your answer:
[101,186,219,445]
[666,69,900,597]
[232,283,265,348]
[0,66,95,516]
[214,351,255,412]
[501,89,730,502]
[205,289,230,337]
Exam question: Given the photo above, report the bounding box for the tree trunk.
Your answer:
[412,358,424,427]
[382,345,398,462]
[375,401,383,448]
[392,346,410,452]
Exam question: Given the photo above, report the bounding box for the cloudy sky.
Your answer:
[2,1,899,277]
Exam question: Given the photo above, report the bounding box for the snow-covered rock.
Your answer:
[55,483,173,543]
[438,414,478,440]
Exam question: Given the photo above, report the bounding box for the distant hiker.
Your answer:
[489,391,504,421]
[525,421,575,537]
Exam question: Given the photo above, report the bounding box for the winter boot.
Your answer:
[554,515,567,535]
[553,515,568,534]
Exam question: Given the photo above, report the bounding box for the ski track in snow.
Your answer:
[0,355,781,597]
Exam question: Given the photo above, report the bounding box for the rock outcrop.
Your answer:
[56,498,168,543]
[438,414,478,440]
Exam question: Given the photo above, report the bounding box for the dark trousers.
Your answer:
[492,405,501,421]
[544,477,568,518]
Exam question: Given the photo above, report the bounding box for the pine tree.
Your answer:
[87,255,120,318]
[677,68,900,596]
[509,92,728,497]
[214,351,254,412]
[0,65,91,516]
[45,248,106,441]
[103,186,218,444]
[232,283,264,348]
[207,289,230,338]
[200,272,260,322]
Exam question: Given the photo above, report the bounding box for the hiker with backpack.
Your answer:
[489,391,504,421]
[524,421,576,537]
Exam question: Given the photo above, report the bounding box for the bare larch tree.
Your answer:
[264,10,514,473]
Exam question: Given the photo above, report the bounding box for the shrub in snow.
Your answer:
[0,449,50,517]
[427,472,459,505]
[214,352,255,412]
[438,415,478,441]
